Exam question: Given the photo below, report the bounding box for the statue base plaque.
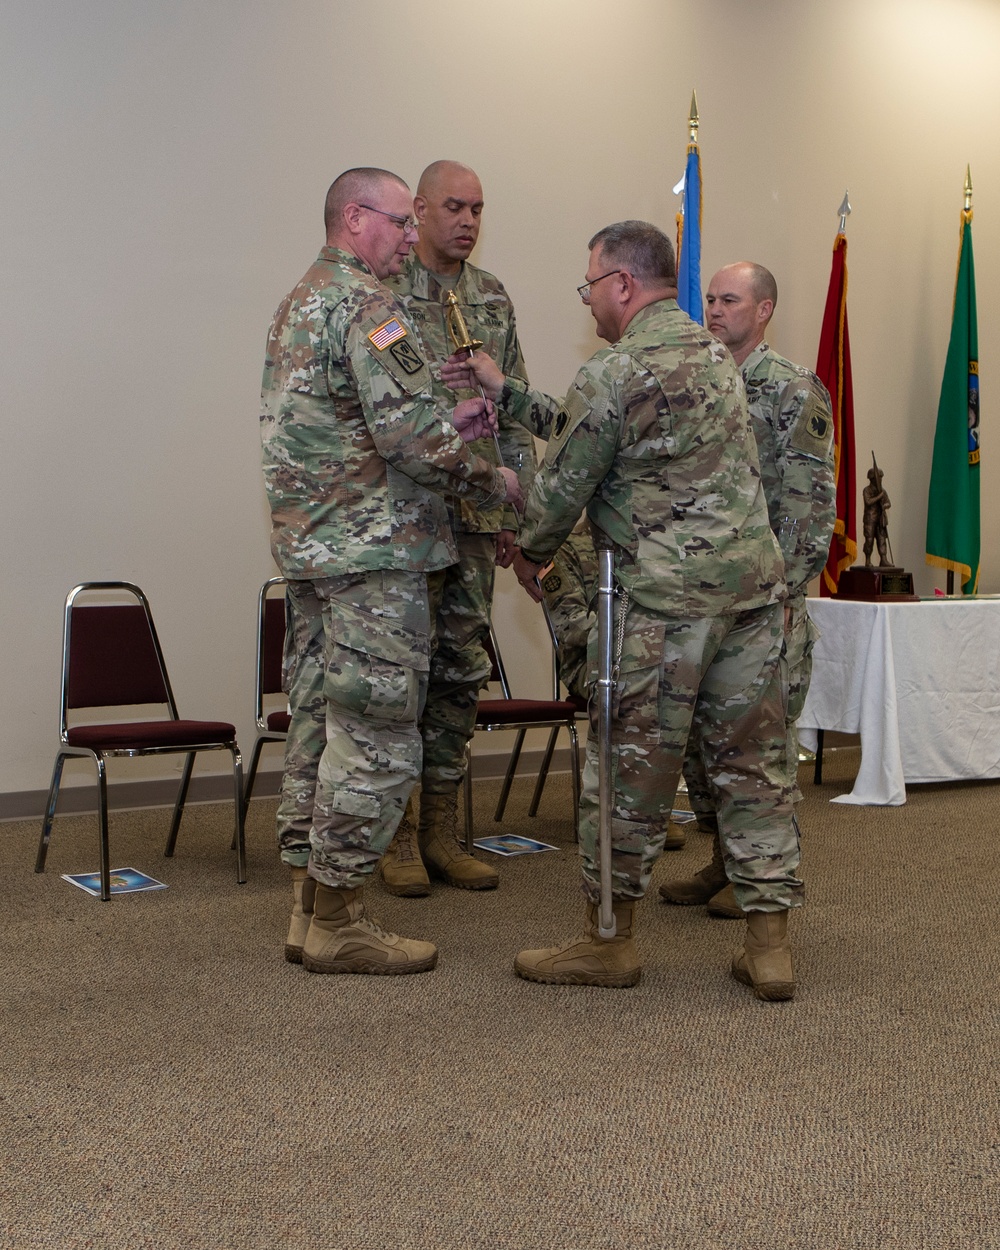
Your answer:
[836,565,918,602]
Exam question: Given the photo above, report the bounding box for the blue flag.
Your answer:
[676,146,702,323]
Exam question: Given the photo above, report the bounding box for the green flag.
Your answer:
[926,208,980,592]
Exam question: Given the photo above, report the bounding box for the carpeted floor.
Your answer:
[2,749,997,1249]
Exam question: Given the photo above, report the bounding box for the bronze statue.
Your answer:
[862,457,892,568]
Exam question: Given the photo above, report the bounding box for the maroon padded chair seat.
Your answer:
[66,720,236,749]
[476,698,579,726]
[266,711,291,733]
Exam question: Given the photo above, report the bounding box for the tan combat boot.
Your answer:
[514,900,641,987]
[706,882,742,919]
[418,791,499,890]
[301,883,437,976]
[663,819,688,850]
[731,909,795,1001]
[285,865,316,964]
[658,832,727,905]
[380,800,430,897]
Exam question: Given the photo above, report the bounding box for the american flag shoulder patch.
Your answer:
[368,318,407,350]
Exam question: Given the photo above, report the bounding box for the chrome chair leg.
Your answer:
[528,727,560,817]
[494,727,527,821]
[36,752,69,873]
[164,752,196,858]
[463,746,475,851]
[231,746,247,884]
[95,755,111,901]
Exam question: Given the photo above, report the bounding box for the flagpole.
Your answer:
[946,167,974,595]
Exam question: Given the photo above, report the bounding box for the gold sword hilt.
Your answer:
[443,289,509,481]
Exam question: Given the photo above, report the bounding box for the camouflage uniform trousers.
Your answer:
[579,599,802,912]
[274,572,431,888]
[420,531,496,795]
[681,594,816,825]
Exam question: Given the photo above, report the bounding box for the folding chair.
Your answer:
[36,582,246,900]
[242,577,290,812]
[463,624,581,847]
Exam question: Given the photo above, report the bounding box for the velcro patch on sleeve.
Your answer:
[368,318,408,350]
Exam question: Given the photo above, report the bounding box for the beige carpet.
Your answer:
[2,749,997,1249]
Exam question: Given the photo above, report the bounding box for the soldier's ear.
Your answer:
[413,195,427,224]
[757,299,774,324]
[342,202,364,234]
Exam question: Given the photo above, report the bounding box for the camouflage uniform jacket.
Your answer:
[741,342,836,599]
[510,299,785,616]
[261,247,506,578]
[386,254,535,534]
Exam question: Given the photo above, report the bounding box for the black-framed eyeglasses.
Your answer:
[577,269,622,302]
[358,204,418,232]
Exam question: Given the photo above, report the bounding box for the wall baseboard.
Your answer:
[0,745,582,822]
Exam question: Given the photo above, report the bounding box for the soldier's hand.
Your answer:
[498,467,525,514]
[441,351,505,402]
[513,549,544,603]
[453,396,498,443]
[495,529,517,568]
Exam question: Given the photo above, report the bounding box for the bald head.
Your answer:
[705,261,777,365]
[416,160,479,200]
[413,160,484,275]
[324,167,410,240]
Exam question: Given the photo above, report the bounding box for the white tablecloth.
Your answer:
[798,598,1000,805]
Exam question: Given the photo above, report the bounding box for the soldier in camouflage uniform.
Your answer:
[260,166,522,977]
[444,222,802,1000]
[538,519,597,706]
[379,161,536,896]
[659,262,835,920]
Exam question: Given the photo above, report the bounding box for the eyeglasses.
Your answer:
[577,269,621,302]
[358,204,418,232]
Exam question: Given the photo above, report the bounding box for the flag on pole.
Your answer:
[926,203,980,593]
[816,232,858,594]
[676,146,702,322]
[675,92,702,323]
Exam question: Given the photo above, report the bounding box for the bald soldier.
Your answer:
[261,167,522,976]
[659,261,835,919]
[381,161,536,896]
[446,223,803,1000]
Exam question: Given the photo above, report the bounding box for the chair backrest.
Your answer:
[255,577,288,724]
[61,583,177,731]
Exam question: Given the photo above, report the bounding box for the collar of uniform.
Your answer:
[319,245,376,279]
[404,253,491,305]
[617,296,679,344]
[739,341,771,381]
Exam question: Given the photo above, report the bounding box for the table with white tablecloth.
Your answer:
[798,598,1000,805]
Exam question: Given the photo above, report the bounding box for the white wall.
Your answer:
[3,0,999,800]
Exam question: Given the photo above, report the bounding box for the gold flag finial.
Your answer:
[964,165,973,212]
[688,90,699,145]
[838,190,851,234]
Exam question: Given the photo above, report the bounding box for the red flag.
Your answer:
[816,233,858,594]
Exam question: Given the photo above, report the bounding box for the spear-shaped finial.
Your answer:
[688,90,699,146]
[838,190,851,234]
[964,165,973,212]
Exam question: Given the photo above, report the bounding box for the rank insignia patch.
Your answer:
[389,339,424,375]
[369,318,407,350]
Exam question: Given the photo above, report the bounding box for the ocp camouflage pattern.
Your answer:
[387,254,536,533]
[260,246,506,580]
[507,300,786,615]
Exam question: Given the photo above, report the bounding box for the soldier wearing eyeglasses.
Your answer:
[443,221,802,1001]
[260,166,523,978]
